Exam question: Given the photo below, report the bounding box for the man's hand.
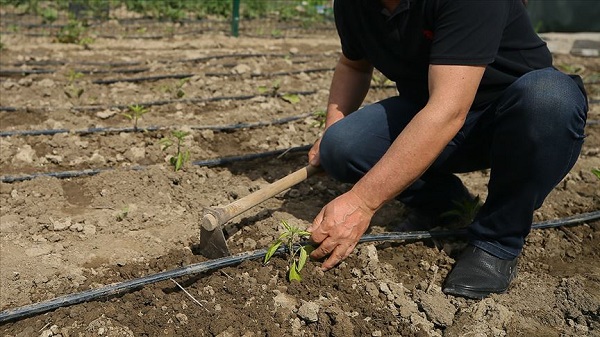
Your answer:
[308,189,375,270]
[308,137,322,167]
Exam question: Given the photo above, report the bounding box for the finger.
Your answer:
[309,238,337,260]
[309,153,320,167]
[321,244,350,271]
[307,209,324,232]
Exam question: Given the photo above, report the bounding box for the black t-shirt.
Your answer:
[335,0,553,109]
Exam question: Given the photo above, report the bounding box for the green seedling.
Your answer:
[264,220,314,282]
[592,168,600,180]
[116,205,129,222]
[56,20,86,44]
[557,63,584,75]
[441,195,482,226]
[64,70,85,100]
[161,78,189,98]
[41,7,58,24]
[372,73,393,87]
[258,79,281,96]
[312,110,326,128]
[281,93,300,104]
[123,104,148,131]
[173,78,189,98]
[160,130,191,172]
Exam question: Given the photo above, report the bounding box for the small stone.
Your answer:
[70,223,84,232]
[273,290,297,312]
[18,77,33,87]
[3,80,16,90]
[83,224,97,236]
[39,329,53,337]
[38,78,55,87]
[52,218,71,231]
[175,313,188,324]
[25,244,53,257]
[243,238,257,250]
[45,154,63,164]
[89,152,107,165]
[372,331,382,337]
[297,300,320,323]
[232,63,251,74]
[201,129,214,140]
[125,147,146,161]
[289,47,299,54]
[13,145,36,163]
[96,110,117,119]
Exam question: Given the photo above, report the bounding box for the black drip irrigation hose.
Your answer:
[75,68,151,75]
[0,69,55,76]
[0,112,312,137]
[93,66,334,85]
[0,210,597,324]
[92,73,194,85]
[204,67,335,78]
[0,145,312,183]
[69,90,317,112]
[0,53,327,70]
[0,90,317,113]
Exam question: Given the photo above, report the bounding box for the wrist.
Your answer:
[349,184,385,213]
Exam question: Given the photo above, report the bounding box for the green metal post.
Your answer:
[231,0,240,37]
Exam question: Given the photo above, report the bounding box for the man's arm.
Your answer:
[308,55,373,166]
[309,64,485,270]
[351,64,485,210]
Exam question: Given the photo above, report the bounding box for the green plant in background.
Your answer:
[312,110,326,128]
[556,63,584,75]
[116,205,129,222]
[171,78,189,98]
[64,69,85,100]
[160,130,191,172]
[281,93,300,104]
[123,104,148,131]
[56,19,87,44]
[40,6,58,23]
[257,79,301,104]
[372,73,393,87]
[258,79,281,96]
[441,195,482,226]
[592,168,600,180]
[264,220,314,282]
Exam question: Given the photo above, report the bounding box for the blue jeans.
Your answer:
[319,67,588,259]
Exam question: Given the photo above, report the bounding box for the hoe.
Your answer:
[199,165,320,259]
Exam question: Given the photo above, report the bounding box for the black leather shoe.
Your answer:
[443,245,518,299]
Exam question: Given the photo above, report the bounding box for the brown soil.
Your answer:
[1,11,599,337]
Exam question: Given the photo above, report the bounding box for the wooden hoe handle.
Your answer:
[202,165,320,231]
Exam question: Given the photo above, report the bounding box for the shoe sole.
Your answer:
[442,285,509,299]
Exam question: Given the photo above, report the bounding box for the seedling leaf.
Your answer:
[289,261,301,282]
[297,246,308,271]
[281,93,300,104]
[593,168,600,180]
[264,241,282,264]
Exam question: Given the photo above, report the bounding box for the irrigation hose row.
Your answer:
[0,112,312,138]
[73,90,317,112]
[0,210,598,324]
[0,52,331,69]
[0,145,312,183]
[0,89,317,113]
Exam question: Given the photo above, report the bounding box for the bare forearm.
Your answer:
[351,64,484,211]
[352,105,464,210]
[325,56,373,127]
